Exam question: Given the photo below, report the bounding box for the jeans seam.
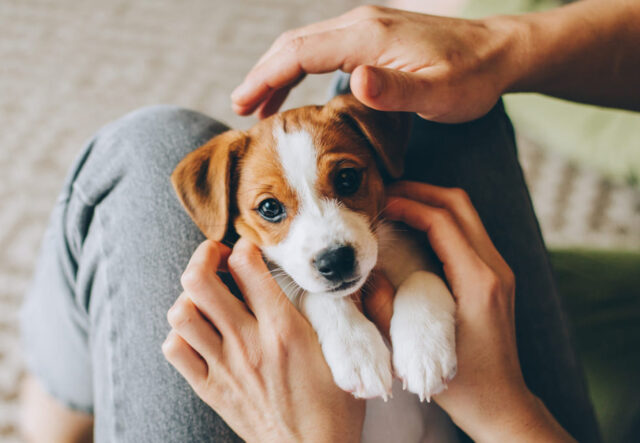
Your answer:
[95,202,120,442]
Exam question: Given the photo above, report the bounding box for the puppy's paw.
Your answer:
[391,321,457,401]
[322,320,393,400]
[390,271,457,401]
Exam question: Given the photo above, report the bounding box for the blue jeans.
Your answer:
[21,88,600,442]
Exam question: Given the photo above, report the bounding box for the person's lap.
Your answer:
[20,93,599,441]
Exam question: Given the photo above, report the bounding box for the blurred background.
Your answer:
[1,0,638,441]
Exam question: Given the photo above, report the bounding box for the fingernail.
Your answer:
[366,70,382,98]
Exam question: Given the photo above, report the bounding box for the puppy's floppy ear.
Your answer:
[171,130,248,241]
[326,94,411,179]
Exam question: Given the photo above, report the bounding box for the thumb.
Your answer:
[350,65,433,113]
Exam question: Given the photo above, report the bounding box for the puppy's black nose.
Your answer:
[313,245,356,282]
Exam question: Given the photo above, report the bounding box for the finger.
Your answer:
[387,181,507,275]
[237,77,303,118]
[231,26,371,113]
[256,83,295,119]
[162,329,208,384]
[167,293,222,360]
[182,241,253,337]
[186,240,232,273]
[387,181,480,230]
[350,65,440,114]
[234,5,377,113]
[361,269,394,341]
[254,10,362,68]
[227,237,298,324]
[383,196,489,298]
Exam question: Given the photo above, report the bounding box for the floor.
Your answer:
[1,0,638,440]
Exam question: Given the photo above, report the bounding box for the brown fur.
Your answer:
[171,94,411,245]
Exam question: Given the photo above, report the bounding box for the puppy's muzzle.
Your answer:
[313,244,358,287]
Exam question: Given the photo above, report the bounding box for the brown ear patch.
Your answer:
[325,94,412,179]
[194,157,211,198]
[171,129,248,241]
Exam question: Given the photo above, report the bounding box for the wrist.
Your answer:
[480,13,534,96]
[470,388,575,443]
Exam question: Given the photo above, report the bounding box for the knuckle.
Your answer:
[478,265,502,295]
[278,29,294,42]
[353,4,384,18]
[161,332,181,358]
[167,301,192,329]
[447,187,471,205]
[227,249,250,271]
[282,35,306,54]
[275,29,295,47]
[180,264,209,292]
[202,365,233,399]
[362,16,394,37]
[503,268,516,295]
[430,207,454,226]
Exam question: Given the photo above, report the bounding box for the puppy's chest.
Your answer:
[375,221,440,288]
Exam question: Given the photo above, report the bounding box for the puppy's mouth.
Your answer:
[328,278,361,293]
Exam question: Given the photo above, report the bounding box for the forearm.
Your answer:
[493,0,640,110]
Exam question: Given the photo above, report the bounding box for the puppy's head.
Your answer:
[172,94,411,296]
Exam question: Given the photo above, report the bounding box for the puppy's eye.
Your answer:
[257,198,286,222]
[334,168,361,196]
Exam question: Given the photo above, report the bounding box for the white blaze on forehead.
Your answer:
[273,127,318,206]
[267,124,378,296]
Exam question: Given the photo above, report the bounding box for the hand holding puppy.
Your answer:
[231,5,509,123]
[374,181,574,442]
[164,181,574,442]
[232,3,640,121]
[162,238,368,443]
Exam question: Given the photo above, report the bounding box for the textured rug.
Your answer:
[1,0,638,440]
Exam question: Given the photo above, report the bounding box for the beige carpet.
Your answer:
[1,0,638,440]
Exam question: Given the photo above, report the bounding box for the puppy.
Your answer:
[171,94,457,406]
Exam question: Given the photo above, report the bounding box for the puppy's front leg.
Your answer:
[391,271,457,402]
[300,293,393,400]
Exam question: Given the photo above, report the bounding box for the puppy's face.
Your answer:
[172,94,410,296]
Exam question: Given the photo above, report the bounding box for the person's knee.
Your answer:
[72,105,229,198]
[101,104,229,165]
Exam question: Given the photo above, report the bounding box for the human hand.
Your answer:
[231,6,520,122]
[162,238,365,443]
[364,181,575,442]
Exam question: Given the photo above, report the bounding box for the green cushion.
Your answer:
[550,249,640,443]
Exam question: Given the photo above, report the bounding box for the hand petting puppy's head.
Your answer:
[172,94,411,296]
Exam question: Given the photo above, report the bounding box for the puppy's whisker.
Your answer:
[370,201,397,228]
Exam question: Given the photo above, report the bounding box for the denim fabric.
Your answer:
[21,86,600,441]
[21,106,240,442]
